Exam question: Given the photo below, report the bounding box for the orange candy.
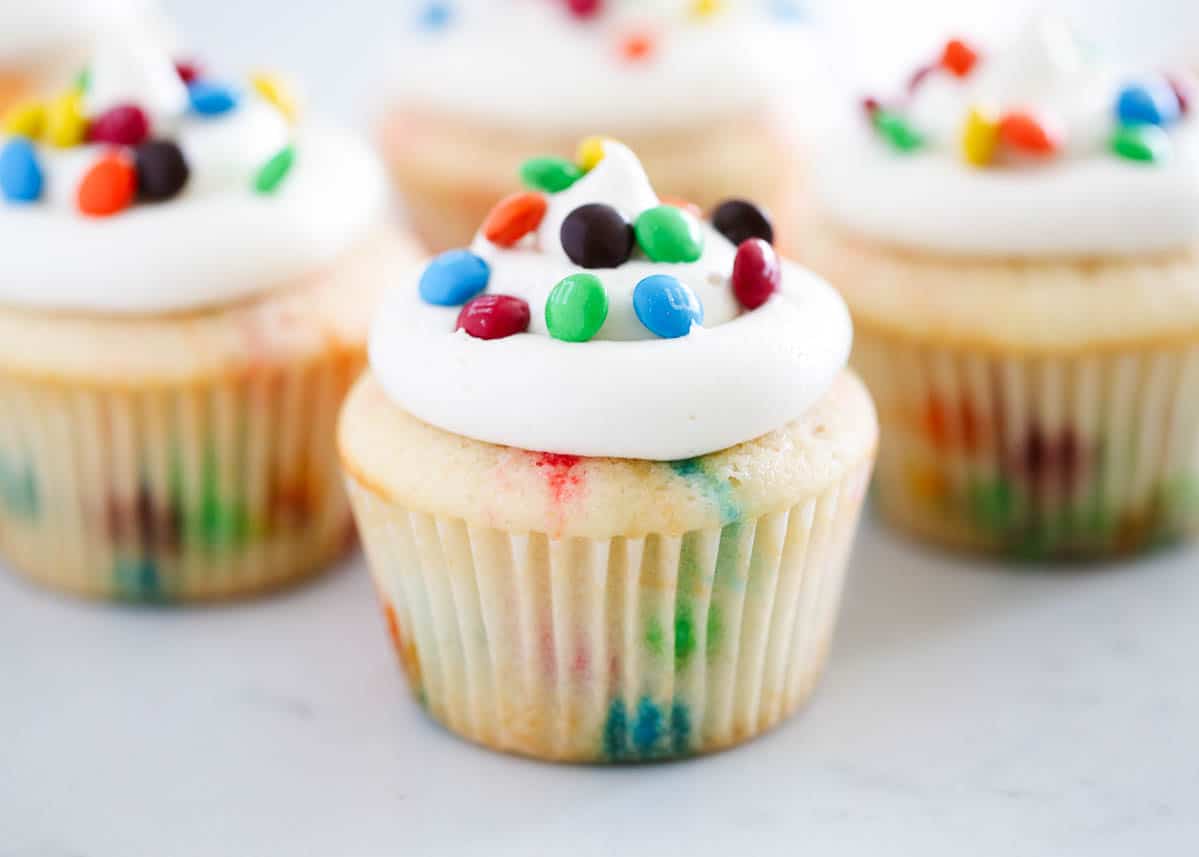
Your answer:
[77,152,137,217]
[619,30,656,62]
[482,191,548,247]
[660,195,703,219]
[940,38,978,77]
[998,111,1062,156]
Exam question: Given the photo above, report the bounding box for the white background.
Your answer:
[3,1,1199,855]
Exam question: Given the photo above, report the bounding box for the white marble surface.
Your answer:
[2,516,1197,856]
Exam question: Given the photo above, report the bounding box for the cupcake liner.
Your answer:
[347,457,872,763]
[0,353,362,601]
[855,330,1199,558]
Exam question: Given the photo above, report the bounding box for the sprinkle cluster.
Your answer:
[418,138,781,344]
[0,62,299,217]
[866,37,1195,167]
[414,0,805,64]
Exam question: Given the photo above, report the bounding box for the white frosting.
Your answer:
[0,0,169,65]
[811,18,1199,258]
[0,29,389,314]
[389,0,814,133]
[370,142,852,460]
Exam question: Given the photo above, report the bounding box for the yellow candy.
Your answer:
[961,105,1000,167]
[251,72,300,123]
[690,0,725,18]
[576,136,608,172]
[44,91,88,148]
[2,100,46,139]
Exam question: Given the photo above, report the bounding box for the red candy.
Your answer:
[1168,74,1193,115]
[482,191,547,247]
[565,0,602,18]
[78,152,137,217]
[862,96,881,117]
[907,62,937,93]
[619,31,656,62]
[87,104,150,146]
[456,294,531,340]
[940,39,978,77]
[999,111,1062,155]
[731,239,780,311]
[174,60,202,84]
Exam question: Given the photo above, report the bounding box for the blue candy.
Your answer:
[0,139,44,203]
[188,82,240,116]
[633,274,703,339]
[417,1,453,31]
[1116,80,1181,127]
[419,250,491,306]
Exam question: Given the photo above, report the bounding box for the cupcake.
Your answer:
[340,139,877,762]
[0,1,170,113]
[791,17,1199,559]
[0,27,418,600]
[379,0,813,252]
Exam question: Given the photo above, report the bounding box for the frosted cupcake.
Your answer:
[341,139,877,762]
[0,1,169,113]
[380,0,812,251]
[0,29,418,600]
[791,18,1199,558]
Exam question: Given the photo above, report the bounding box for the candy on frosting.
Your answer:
[369,139,852,460]
[811,16,1199,257]
[0,25,389,313]
[392,0,811,133]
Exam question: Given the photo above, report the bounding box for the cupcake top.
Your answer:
[0,21,388,315]
[390,0,810,133]
[370,138,851,461]
[809,16,1199,258]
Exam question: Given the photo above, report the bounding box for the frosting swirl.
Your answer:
[370,140,852,461]
[390,0,812,133]
[0,22,388,314]
[810,17,1199,258]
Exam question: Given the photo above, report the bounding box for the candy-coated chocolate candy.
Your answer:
[188,81,240,116]
[0,139,43,203]
[456,294,531,340]
[873,110,923,152]
[1168,74,1193,115]
[731,238,780,310]
[619,31,655,62]
[576,136,607,172]
[690,0,725,18]
[174,60,202,84]
[712,198,774,246]
[546,273,608,342]
[1110,124,1170,164]
[998,111,1062,155]
[907,62,937,93]
[45,91,88,148]
[561,203,634,268]
[417,2,453,30]
[135,140,190,201]
[1116,80,1182,127]
[940,39,978,77]
[74,67,91,94]
[961,106,1000,167]
[520,156,583,193]
[87,104,150,146]
[634,205,704,263]
[254,145,296,194]
[420,250,491,306]
[483,191,547,247]
[661,195,703,219]
[2,100,45,138]
[861,96,881,117]
[251,72,300,123]
[78,153,137,217]
[565,0,602,19]
[633,274,703,339]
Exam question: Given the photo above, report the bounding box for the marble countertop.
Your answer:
[3,515,1196,856]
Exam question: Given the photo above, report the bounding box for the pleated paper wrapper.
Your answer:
[347,458,873,763]
[855,332,1199,559]
[0,354,361,601]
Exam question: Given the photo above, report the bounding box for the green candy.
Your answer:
[546,273,608,342]
[520,156,583,193]
[634,205,704,263]
[873,110,924,153]
[74,67,91,94]
[1110,124,1169,164]
[254,145,296,194]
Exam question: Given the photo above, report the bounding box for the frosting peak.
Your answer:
[370,139,853,460]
